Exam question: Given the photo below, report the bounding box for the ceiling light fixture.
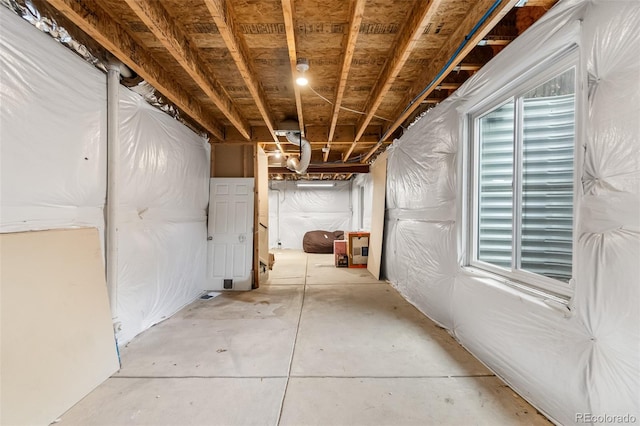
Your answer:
[295,58,309,86]
[295,181,336,188]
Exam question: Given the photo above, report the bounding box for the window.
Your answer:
[470,65,577,297]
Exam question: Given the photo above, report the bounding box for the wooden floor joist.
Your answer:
[379,0,521,144]
[203,0,283,150]
[281,0,305,136]
[124,0,251,140]
[269,164,370,174]
[36,0,557,174]
[325,0,366,162]
[343,0,444,162]
[43,0,225,140]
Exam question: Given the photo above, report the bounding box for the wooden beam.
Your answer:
[378,0,520,144]
[42,0,225,140]
[252,143,259,288]
[361,144,382,164]
[269,164,370,174]
[421,98,445,104]
[434,83,462,90]
[453,63,483,72]
[343,0,443,162]
[481,35,516,45]
[124,0,251,140]
[360,138,394,164]
[224,125,380,144]
[264,141,379,146]
[525,0,558,6]
[280,0,305,135]
[325,0,366,162]
[308,125,379,143]
[203,0,283,151]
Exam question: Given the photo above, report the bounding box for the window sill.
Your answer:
[460,266,574,317]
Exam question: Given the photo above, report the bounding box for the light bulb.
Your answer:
[296,76,308,86]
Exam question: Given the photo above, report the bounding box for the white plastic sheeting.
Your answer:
[116,88,209,345]
[0,7,210,346]
[384,1,640,424]
[0,6,106,234]
[269,180,352,249]
[352,173,373,231]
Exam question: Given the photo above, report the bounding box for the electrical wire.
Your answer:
[307,85,394,123]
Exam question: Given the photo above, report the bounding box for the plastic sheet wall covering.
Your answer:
[352,173,374,231]
[0,6,107,234]
[383,0,640,424]
[116,87,210,345]
[0,6,210,346]
[269,180,353,249]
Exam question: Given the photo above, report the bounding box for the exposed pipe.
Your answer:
[106,59,122,325]
[284,130,311,174]
[116,61,133,79]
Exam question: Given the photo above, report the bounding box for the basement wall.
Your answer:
[268,180,352,249]
[352,173,374,231]
[383,1,639,424]
[211,144,255,178]
[116,87,209,345]
[0,10,122,424]
[0,7,210,347]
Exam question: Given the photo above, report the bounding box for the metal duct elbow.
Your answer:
[284,131,311,174]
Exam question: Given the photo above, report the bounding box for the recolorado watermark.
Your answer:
[576,413,637,424]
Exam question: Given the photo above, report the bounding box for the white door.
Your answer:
[207,178,254,291]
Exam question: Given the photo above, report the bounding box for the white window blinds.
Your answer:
[475,68,575,284]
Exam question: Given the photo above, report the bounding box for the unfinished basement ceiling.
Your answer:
[24,0,556,179]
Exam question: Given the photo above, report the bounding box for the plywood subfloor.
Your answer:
[58,249,550,426]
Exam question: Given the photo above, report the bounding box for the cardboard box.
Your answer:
[347,232,370,268]
[333,240,348,268]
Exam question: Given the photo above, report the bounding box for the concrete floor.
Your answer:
[59,250,550,426]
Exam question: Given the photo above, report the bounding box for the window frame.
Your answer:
[466,47,582,299]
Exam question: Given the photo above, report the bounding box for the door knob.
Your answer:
[239,234,246,242]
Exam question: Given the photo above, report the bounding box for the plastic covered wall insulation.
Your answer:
[0,7,210,347]
[352,173,373,231]
[383,1,640,424]
[116,87,210,345]
[0,6,106,234]
[268,180,352,249]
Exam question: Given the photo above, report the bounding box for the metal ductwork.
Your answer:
[284,131,311,174]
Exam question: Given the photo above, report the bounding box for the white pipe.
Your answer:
[117,62,133,79]
[284,131,311,174]
[106,60,121,323]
